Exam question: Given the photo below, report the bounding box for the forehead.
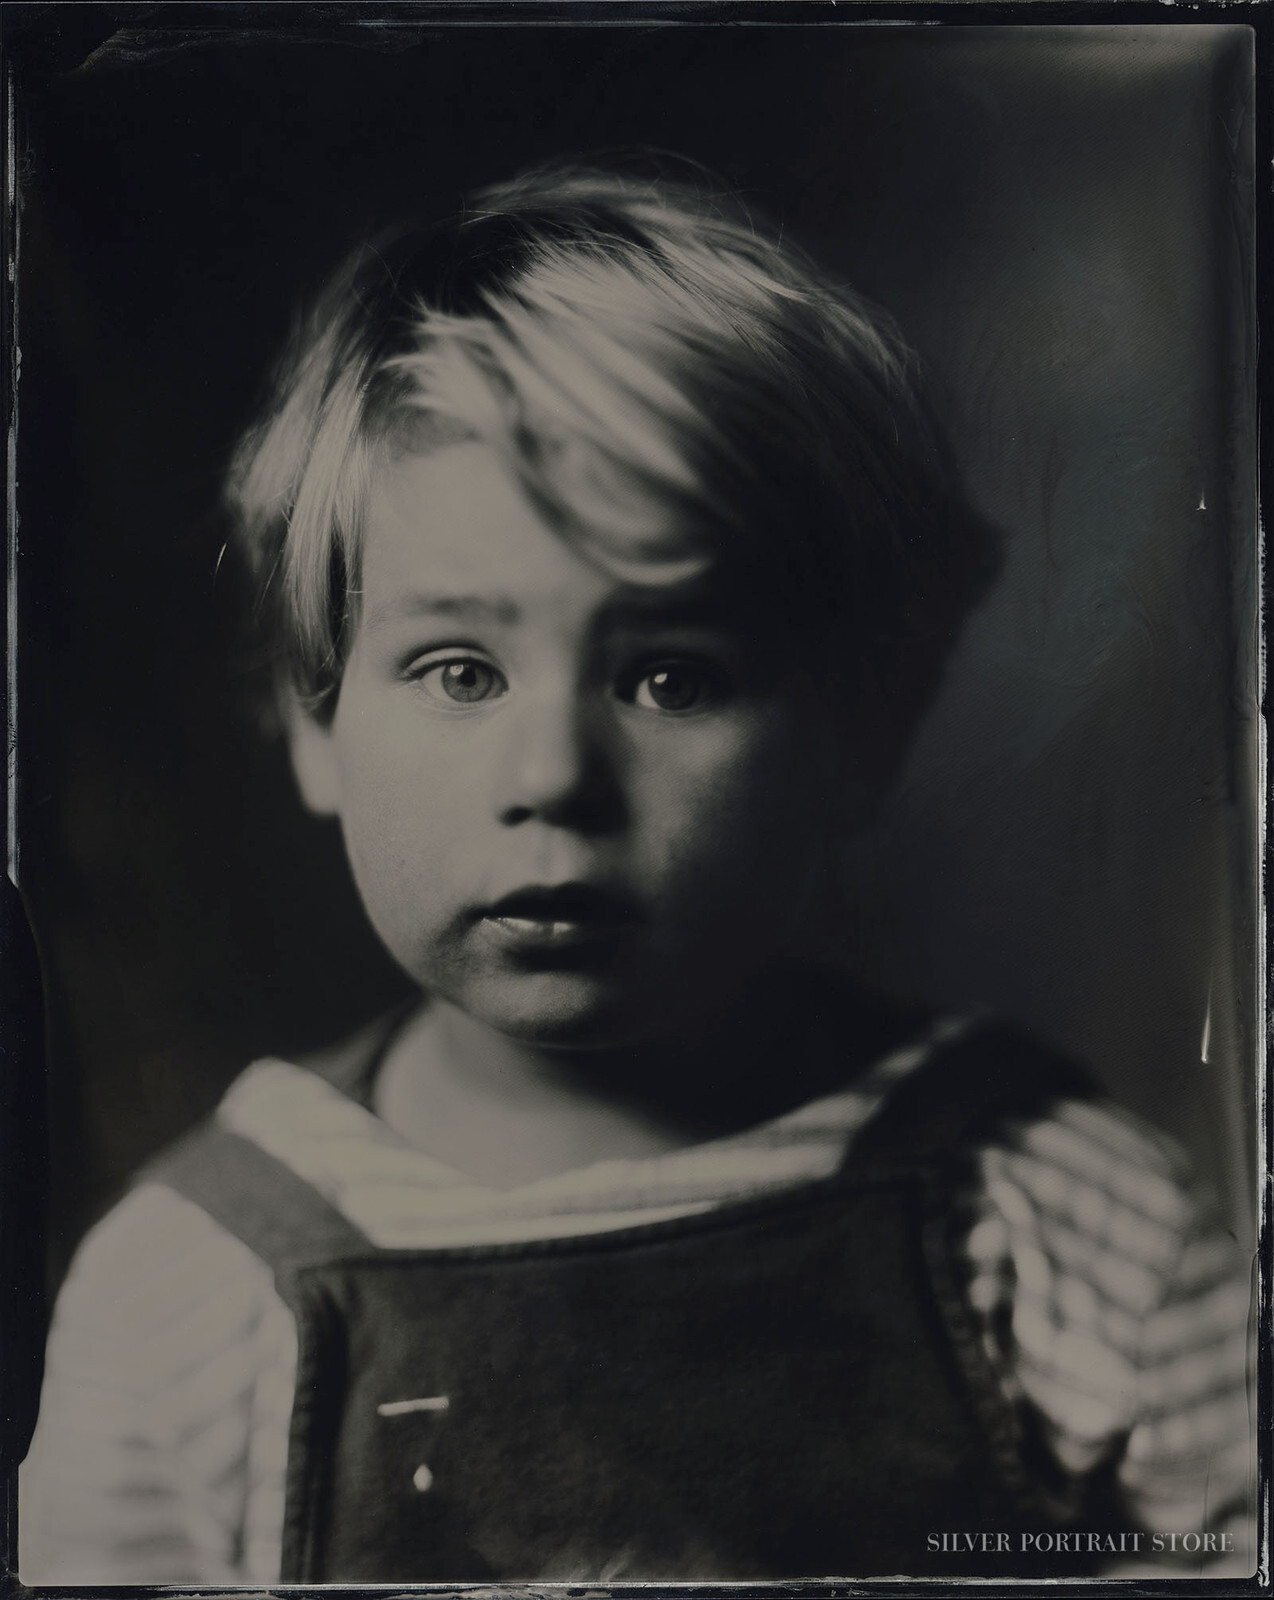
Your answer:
[359,440,721,630]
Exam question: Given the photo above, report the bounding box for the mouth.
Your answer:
[477,884,642,951]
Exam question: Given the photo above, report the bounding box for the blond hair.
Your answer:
[228,164,996,759]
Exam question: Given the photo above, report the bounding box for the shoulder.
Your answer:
[882,1016,1197,1269]
[22,1180,296,1585]
[956,1090,1249,1479]
[974,1093,1199,1272]
[960,1090,1209,1356]
[41,1176,286,1394]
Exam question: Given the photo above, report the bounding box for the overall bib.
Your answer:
[149,1021,1115,1580]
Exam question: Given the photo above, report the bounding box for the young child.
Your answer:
[20,166,1252,1584]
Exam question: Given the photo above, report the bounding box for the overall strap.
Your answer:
[846,1018,1096,1175]
[841,1020,1100,1524]
[139,1004,417,1273]
[141,1119,369,1272]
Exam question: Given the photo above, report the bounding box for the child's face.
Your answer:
[292,440,850,1050]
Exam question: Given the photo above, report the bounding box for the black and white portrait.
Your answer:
[2,13,1262,1590]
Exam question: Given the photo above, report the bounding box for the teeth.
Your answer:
[497,916,578,937]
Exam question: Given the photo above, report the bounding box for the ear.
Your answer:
[279,684,343,816]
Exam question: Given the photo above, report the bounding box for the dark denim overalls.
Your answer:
[150,1019,1114,1581]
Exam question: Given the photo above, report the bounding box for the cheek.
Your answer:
[635,714,836,903]
[329,708,476,941]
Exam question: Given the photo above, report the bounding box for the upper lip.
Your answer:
[480,884,643,926]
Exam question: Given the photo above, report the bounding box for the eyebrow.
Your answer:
[365,593,522,630]
[363,587,739,635]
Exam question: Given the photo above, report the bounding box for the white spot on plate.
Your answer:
[378,1395,450,1416]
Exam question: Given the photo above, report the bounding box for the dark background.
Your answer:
[7,15,1259,1289]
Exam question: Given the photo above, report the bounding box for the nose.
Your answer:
[495,687,626,835]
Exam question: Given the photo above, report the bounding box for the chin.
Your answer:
[456,970,653,1052]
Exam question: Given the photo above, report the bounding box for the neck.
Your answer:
[409,969,904,1143]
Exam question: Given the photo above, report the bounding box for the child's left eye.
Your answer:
[416,658,507,706]
[628,662,721,714]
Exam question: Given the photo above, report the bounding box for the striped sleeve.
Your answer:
[956,1097,1255,1574]
[18,1182,296,1586]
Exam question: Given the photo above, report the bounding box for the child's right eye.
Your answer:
[414,657,508,706]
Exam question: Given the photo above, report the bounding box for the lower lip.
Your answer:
[480,914,632,951]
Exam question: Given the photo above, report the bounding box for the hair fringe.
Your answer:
[226,161,1000,757]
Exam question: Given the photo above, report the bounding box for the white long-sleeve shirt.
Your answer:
[20,1023,1255,1584]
